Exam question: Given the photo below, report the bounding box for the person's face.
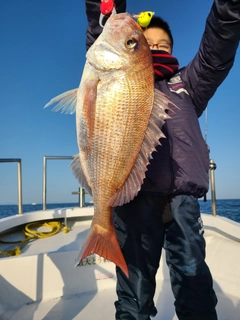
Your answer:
[143,28,172,54]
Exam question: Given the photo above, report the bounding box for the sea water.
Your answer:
[0,199,239,223]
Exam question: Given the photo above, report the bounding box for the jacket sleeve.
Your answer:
[85,0,126,51]
[182,0,240,117]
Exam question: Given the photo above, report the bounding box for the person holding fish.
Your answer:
[83,1,240,319]
[45,0,239,319]
[84,1,240,319]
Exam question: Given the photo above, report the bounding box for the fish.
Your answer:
[44,12,176,277]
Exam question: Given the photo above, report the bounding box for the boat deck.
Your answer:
[7,282,240,320]
[0,209,240,320]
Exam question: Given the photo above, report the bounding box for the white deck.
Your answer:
[0,208,240,320]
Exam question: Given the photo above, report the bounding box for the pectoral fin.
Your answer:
[44,88,78,114]
[79,77,99,152]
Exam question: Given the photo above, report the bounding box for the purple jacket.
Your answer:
[85,0,240,198]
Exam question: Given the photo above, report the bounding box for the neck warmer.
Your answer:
[151,50,179,81]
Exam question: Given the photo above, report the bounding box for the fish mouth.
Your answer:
[87,46,121,71]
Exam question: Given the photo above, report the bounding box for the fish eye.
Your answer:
[125,38,138,49]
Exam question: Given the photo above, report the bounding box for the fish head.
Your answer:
[86,12,153,73]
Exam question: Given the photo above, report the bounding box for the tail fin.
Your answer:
[75,224,129,277]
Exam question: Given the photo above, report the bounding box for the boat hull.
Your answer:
[0,208,240,320]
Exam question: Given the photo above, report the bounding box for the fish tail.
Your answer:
[75,224,129,277]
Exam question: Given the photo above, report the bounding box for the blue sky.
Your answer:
[0,0,239,205]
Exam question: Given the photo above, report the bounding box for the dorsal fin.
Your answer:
[108,88,176,207]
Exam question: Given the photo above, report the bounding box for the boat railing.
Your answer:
[43,155,89,210]
[209,159,217,216]
[0,158,23,214]
[71,187,88,208]
[1,157,218,216]
[42,156,74,211]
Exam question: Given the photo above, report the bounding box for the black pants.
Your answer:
[113,194,218,320]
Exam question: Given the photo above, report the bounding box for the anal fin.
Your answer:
[70,154,92,196]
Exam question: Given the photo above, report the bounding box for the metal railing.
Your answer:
[1,157,218,216]
[42,156,74,210]
[0,158,23,214]
[209,159,217,216]
[72,187,88,208]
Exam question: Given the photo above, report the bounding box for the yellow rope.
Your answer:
[0,220,70,257]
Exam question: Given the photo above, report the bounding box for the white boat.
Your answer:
[0,157,240,319]
[0,206,240,320]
